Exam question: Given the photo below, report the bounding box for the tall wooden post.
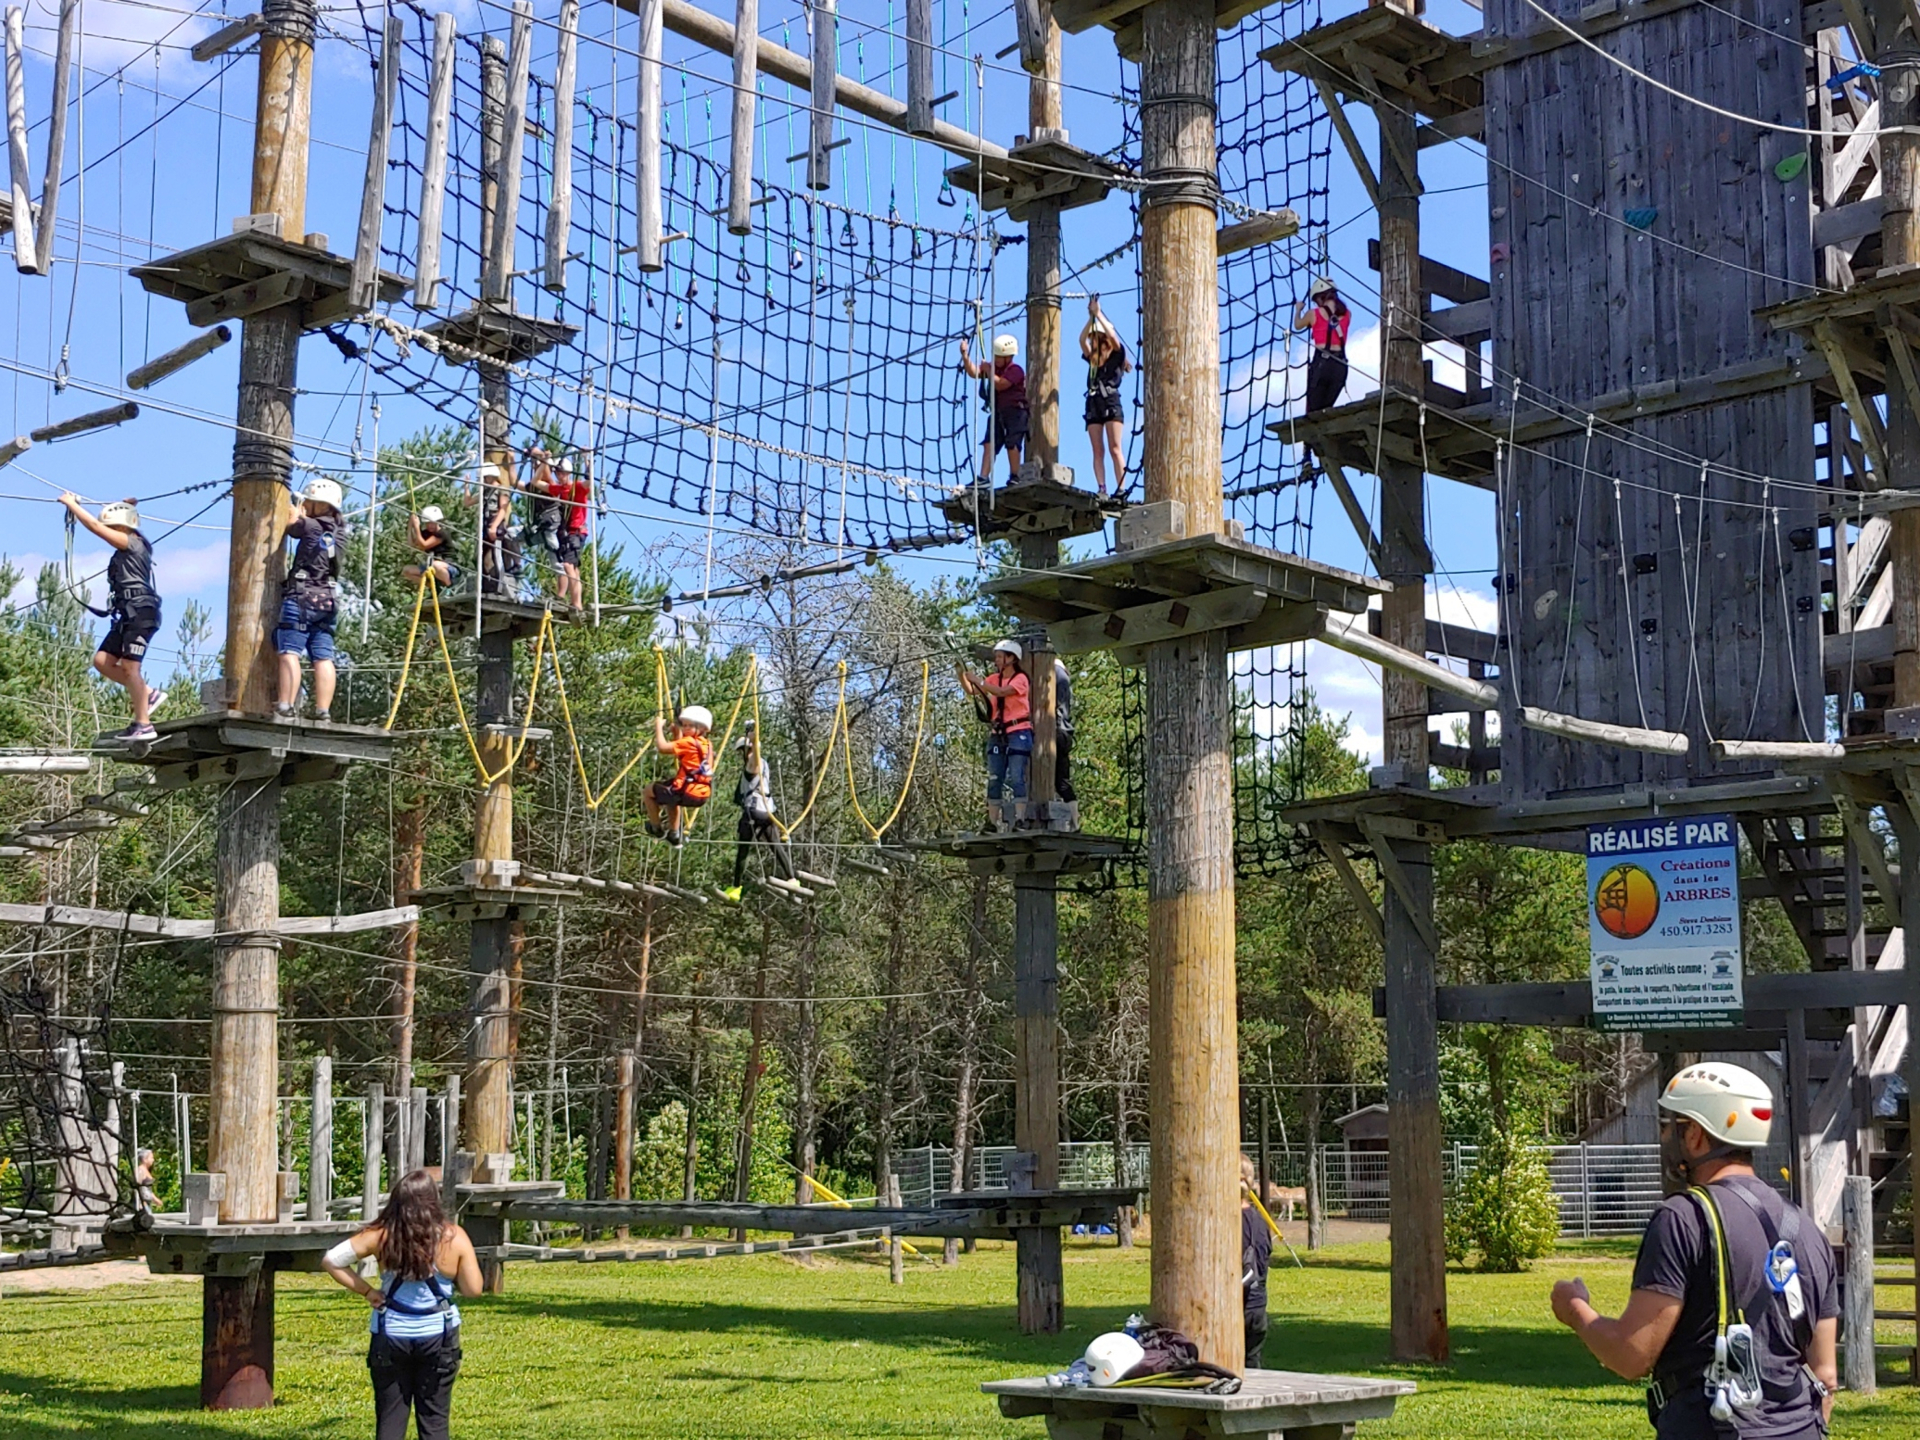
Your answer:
[1012,868,1062,1332]
[307,1056,332,1221]
[1139,0,1240,1372]
[613,1048,635,1238]
[203,0,312,1409]
[468,628,518,1296]
[1022,4,1064,479]
[1371,81,1449,1364]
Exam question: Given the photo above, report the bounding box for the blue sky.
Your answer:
[0,0,1500,759]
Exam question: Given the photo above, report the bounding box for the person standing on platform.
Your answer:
[274,478,344,723]
[959,334,1029,486]
[955,638,1033,831]
[132,1148,159,1213]
[1550,1062,1837,1439]
[1292,278,1351,414]
[472,460,523,601]
[721,721,796,902]
[551,455,591,615]
[1241,1155,1273,1370]
[59,494,164,742]
[1079,297,1131,499]
[322,1168,484,1440]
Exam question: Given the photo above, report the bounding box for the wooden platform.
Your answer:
[93,711,393,786]
[129,231,408,331]
[463,1189,1139,1239]
[909,831,1131,877]
[984,1369,1416,1439]
[104,1218,362,1277]
[1260,5,1482,123]
[438,593,584,642]
[1760,267,1920,476]
[981,533,1385,665]
[410,880,583,920]
[1279,391,1498,491]
[938,475,1116,543]
[944,136,1133,221]
[1054,0,1295,61]
[415,304,579,367]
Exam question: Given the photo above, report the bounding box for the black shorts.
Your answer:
[1084,398,1124,427]
[556,530,585,566]
[983,413,1029,453]
[649,780,708,809]
[101,603,161,662]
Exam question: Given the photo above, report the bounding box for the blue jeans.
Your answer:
[274,593,337,662]
[986,729,1032,802]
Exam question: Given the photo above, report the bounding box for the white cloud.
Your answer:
[1225,324,1473,429]
[153,541,230,604]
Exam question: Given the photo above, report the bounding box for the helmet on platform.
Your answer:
[419,505,444,525]
[1083,1332,1145,1387]
[678,704,713,731]
[1658,1061,1774,1149]
[1309,276,1337,299]
[99,500,139,529]
[992,333,1019,358]
[992,638,1024,663]
[304,477,343,511]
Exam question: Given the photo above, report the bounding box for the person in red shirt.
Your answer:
[955,637,1032,831]
[644,704,714,847]
[1292,277,1351,413]
[551,455,591,614]
[958,334,1029,486]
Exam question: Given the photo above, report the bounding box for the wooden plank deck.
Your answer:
[944,136,1133,221]
[414,304,580,366]
[129,230,408,331]
[938,475,1115,543]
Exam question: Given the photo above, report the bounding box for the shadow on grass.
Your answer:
[484,1292,1626,1393]
[0,1370,239,1440]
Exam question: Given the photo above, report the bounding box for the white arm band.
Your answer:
[322,1239,360,1269]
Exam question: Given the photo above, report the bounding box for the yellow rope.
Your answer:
[381,570,433,730]
[841,659,931,840]
[774,661,849,838]
[423,582,548,785]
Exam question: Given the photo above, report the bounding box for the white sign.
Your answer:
[1587,815,1743,1032]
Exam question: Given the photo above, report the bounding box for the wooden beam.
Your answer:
[0,901,418,937]
[634,0,663,272]
[1311,822,1384,943]
[1811,320,1890,480]
[183,270,308,328]
[1356,815,1441,954]
[1367,238,1488,304]
[191,12,264,62]
[482,1,532,301]
[1519,705,1688,755]
[4,8,36,274]
[1833,793,1901,930]
[1313,76,1380,211]
[1216,208,1299,256]
[350,13,400,313]
[1881,305,1920,423]
[544,0,580,285]
[413,12,456,307]
[1345,55,1422,197]
[1317,614,1501,708]
[1319,457,1383,569]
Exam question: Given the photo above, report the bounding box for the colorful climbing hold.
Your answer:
[1773,152,1808,182]
[1624,206,1658,230]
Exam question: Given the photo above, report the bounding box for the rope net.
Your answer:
[0,969,126,1231]
[1118,6,1334,879]
[362,2,1004,553]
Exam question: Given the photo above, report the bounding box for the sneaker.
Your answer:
[311,708,331,725]
[145,687,167,714]
[116,722,157,742]
[720,885,743,904]
[644,821,666,839]
[665,829,685,848]
[273,703,298,723]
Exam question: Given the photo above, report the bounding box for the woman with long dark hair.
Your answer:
[322,1168,484,1440]
[1292,277,1352,413]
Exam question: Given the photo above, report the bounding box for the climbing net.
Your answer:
[358,1,1004,553]
[0,963,126,1228]
[1118,5,1333,878]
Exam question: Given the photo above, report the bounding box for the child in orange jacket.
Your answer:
[644,705,714,846]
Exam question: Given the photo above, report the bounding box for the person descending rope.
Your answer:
[403,505,458,590]
[955,638,1033,831]
[59,494,165,742]
[1293,278,1351,415]
[322,1168,484,1440]
[1551,1062,1838,1438]
[959,333,1029,485]
[1079,297,1131,499]
[551,454,591,615]
[720,720,797,902]
[644,704,714,847]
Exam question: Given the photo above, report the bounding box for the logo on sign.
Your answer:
[1594,862,1659,940]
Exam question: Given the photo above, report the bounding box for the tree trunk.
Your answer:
[873,887,908,1195]
[732,915,771,1239]
[1304,1083,1326,1252]
[1114,1079,1135,1248]
[944,872,989,1264]
[790,911,819,1203]
[391,791,425,1176]
[681,982,704,1237]
[540,907,564,1182]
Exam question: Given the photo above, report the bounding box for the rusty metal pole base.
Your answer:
[201,1270,275,1409]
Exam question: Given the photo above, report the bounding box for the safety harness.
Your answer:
[375,1269,457,1338]
[1646,1182,1825,1431]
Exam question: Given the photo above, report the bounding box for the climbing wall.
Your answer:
[1482,0,1822,796]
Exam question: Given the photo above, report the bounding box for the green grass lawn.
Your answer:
[0,1237,1914,1437]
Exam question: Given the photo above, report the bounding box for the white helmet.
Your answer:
[1658,1061,1774,1149]
[419,505,444,525]
[992,333,1019,358]
[1309,276,1336,299]
[993,638,1024,663]
[556,455,572,474]
[305,477,343,510]
[1083,1332,1145,1387]
[99,500,139,529]
[480,464,504,486]
[678,704,713,730]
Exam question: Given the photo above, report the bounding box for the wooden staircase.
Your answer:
[1743,816,1892,971]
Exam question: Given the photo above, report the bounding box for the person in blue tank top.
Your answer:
[323,1168,484,1440]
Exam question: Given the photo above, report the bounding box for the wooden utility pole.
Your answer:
[1371,76,1448,1364]
[202,0,312,1409]
[612,1048,635,1238]
[1022,8,1064,480]
[1138,0,1241,1372]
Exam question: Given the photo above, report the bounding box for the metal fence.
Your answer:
[888,1141,1679,1238]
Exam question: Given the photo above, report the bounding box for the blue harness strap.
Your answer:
[376,1270,456,1337]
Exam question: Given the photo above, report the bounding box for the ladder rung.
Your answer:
[1873,1308,1918,1321]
